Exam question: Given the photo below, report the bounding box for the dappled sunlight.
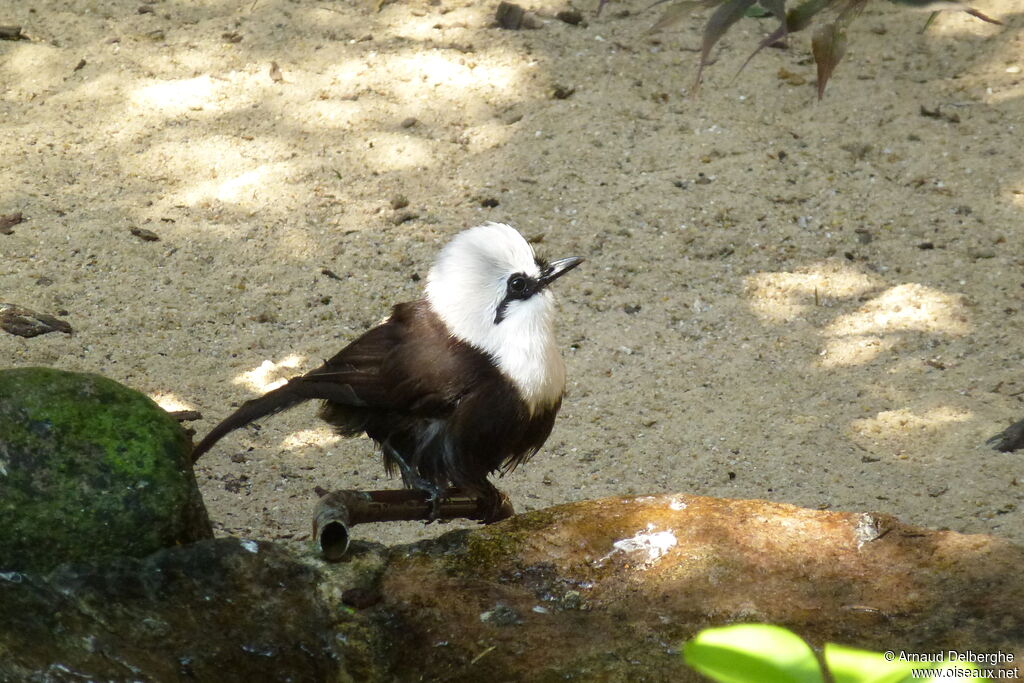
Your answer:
[148,392,195,413]
[306,98,369,130]
[234,355,304,393]
[1,43,66,95]
[364,132,439,172]
[747,264,972,369]
[824,284,970,337]
[280,427,341,452]
[850,406,973,454]
[131,76,229,115]
[818,335,898,368]
[1012,188,1024,209]
[389,52,521,95]
[182,164,283,205]
[327,47,527,110]
[745,264,879,324]
[128,135,298,210]
[916,5,1008,39]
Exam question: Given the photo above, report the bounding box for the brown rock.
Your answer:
[2,496,1022,680]
[379,495,1024,680]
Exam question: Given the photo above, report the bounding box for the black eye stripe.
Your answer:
[495,272,539,324]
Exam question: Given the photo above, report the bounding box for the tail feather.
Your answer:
[191,376,369,463]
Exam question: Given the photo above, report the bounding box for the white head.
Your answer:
[425,223,583,413]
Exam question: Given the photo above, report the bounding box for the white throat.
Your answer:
[424,223,567,413]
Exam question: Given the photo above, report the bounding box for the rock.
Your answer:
[0,367,211,572]
[0,303,72,337]
[555,8,584,25]
[0,539,368,682]
[495,1,541,29]
[2,495,1023,680]
[378,495,1024,680]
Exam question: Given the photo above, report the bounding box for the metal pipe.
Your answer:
[312,488,515,560]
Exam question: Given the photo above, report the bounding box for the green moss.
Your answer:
[0,367,211,572]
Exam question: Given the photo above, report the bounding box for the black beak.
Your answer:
[538,256,584,289]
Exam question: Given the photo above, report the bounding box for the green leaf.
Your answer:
[825,644,985,683]
[683,624,825,683]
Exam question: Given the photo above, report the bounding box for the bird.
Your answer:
[191,222,583,520]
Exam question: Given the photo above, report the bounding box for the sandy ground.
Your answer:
[2,0,1022,548]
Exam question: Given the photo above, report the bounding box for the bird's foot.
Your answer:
[398,471,445,520]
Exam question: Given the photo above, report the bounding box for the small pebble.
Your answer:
[551,85,575,100]
[391,211,418,225]
[479,603,521,626]
[400,116,417,128]
[390,195,409,210]
[130,227,160,241]
[555,8,583,25]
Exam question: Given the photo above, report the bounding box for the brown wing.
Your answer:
[192,300,466,461]
[312,300,474,435]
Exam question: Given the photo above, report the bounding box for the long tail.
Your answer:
[191,376,367,463]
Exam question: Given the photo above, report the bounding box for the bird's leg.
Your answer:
[381,442,445,520]
[476,480,509,524]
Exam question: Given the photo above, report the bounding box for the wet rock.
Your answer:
[2,495,1023,680]
[0,367,211,572]
[0,539,363,682]
[378,495,1024,680]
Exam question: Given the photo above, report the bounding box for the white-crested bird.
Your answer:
[191,223,583,518]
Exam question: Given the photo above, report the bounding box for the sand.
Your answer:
[1,0,1022,547]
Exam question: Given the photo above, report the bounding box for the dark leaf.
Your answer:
[758,0,788,22]
[697,0,759,89]
[963,7,1002,24]
[0,304,73,338]
[811,21,847,98]
[130,227,160,241]
[785,0,833,32]
[734,0,789,79]
[650,0,712,33]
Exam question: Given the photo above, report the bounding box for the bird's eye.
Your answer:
[508,275,528,295]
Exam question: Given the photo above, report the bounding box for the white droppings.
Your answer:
[240,539,259,553]
[599,523,677,568]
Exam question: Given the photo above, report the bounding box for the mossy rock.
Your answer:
[0,367,212,573]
